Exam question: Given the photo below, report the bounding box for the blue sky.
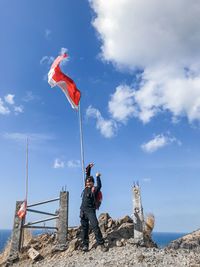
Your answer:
[1,0,200,233]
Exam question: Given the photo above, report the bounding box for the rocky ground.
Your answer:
[1,214,200,267]
[10,241,200,267]
[168,229,200,250]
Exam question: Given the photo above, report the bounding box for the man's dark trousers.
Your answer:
[81,209,104,247]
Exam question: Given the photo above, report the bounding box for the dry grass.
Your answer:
[144,213,155,237]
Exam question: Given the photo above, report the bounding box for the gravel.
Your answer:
[10,244,200,267]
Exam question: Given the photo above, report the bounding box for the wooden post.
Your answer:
[56,191,69,250]
[8,201,24,262]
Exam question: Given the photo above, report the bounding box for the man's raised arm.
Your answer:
[96,172,102,191]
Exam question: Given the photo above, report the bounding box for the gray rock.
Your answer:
[67,238,78,253]
[116,240,123,247]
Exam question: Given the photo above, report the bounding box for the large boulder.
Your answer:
[98,213,111,226]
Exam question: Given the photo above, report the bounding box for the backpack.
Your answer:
[92,187,102,210]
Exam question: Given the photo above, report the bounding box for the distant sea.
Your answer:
[0,230,187,252]
[0,230,12,252]
[152,232,187,248]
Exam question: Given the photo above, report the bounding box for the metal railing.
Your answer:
[8,191,69,262]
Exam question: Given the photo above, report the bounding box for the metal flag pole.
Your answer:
[78,101,85,187]
[20,137,29,247]
[25,137,29,202]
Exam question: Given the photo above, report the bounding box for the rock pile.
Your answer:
[0,213,156,266]
[66,213,156,251]
[167,229,200,250]
[2,214,200,266]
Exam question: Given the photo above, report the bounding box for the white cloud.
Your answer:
[133,71,200,123]
[40,56,54,65]
[2,132,54,143]
[53,159,81,169]
[108,85,137,123]
[90,0,200,123]
[53,158,65,169]
[22,91,35,102]
[45,29,51,39]
[0,95,24,116]
[59,47,69,65]
[60,47,68,55]
[90,0,200,69]
[141,134,181,153]
[40,47,69,68]
[67,160,81,168]
[0,98,10,115]
[86,105,117,138]
[143,178,151,183]
[4,94,15,105]
[14,105,24,114]
[0,94,24,116]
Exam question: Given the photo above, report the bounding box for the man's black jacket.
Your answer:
[80,165,101,211]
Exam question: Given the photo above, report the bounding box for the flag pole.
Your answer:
[25,137,29,202]
[78,101,85,187]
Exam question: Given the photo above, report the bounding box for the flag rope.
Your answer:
[78,101,85,187]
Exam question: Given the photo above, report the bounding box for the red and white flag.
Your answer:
[17,200,27,219]
[48,53,81,109]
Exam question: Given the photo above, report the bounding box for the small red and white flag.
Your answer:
[48,53,81,109]
[17,200,27,219]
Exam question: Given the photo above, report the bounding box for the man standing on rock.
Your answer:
[80,163,108,252]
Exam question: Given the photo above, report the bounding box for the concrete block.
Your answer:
[27,247,40,260]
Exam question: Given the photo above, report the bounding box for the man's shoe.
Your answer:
[100,244,108,252]
[82,245,88,252]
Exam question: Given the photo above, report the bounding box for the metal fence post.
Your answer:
[57,191,69,250]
